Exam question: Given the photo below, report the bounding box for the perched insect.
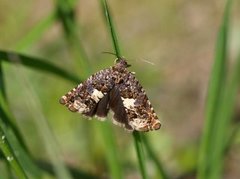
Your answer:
[59,58,161,132]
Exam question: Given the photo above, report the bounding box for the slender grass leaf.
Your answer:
[0,62,6,99]
[56,1,122,177]
[56,0,76,39]
[0,50,80,83]
[1,61,28,178]
[100,1,156,179]
[0,126,28,179]
[0,102,29,155]
[133,132,147,179]
[15,13,57,52]
[56,1,124,178]
[0,64,29,154]
[197,0,233,178]
[9,64,72,179]
[142,135,169,179]
[1,60,42,178]
[210,51,240,178]
[36,159,99,179]
[100,0,121,58]
[0,110,43,178]
[100,123,123,179]
[56,0,91,78]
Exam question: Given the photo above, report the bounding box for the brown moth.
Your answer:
[59,58,161,132]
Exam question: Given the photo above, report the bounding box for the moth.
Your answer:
[59,58,161,132]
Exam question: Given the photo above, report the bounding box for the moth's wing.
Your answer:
[116,71,161,132]
[59,68,114,119]
[109,86,134,131]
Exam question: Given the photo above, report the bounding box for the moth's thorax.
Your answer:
[113,58,130,72]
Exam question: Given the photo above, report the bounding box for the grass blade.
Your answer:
[100,1,157,179]
[100,0,121,58]
[0,105,42,178]
[0,50,80,83]
[209,51,240,178]
[197,0,233,178]
[56,1,123,178]
[100,123,123,179]
[1,60,41,178]
[56,0,91,78]
[9,63,73,179]
[1,61,27,178]
[0,63,29,154]
[15,13,56,52]
[133,132,147,179]
[142,135,169,179]
[0,126,28,179]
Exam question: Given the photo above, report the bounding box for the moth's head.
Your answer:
[114,57,131,70]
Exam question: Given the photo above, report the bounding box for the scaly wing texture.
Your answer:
[60,59,161,132]
[114,70,161,132]
[59,68,114,119]
[109,86,133,131]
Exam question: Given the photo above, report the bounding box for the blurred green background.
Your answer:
[0,0,240,179]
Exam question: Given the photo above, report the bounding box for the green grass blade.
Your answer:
[100,123,123,179]
[0,105,42,178]
[142,135,169,179]
[209,51,240,178]
[133,132,147,179]
[1,61,27,178]
[56,1,123,177]
[0,101,30,155]
[57,0,125,176]
[15,13,57,52]
[0,61,6,98]
[56,0,91,78]
[0,50,80,83]
[100,1,150,178]
[0,126,28,179]
[9,63,72,179]
[1,61,42,178]
[100,0,121,58]
[0,106,39,178]
[197,0,232,178]
[35,159,99,179]
[56,0,76,39]
[0,62,29,154]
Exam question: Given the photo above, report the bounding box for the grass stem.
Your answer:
[133,132,147,179]
[142,135,169,179]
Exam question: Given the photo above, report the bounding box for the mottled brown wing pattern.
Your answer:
[114,71,161,132]
[108,86,134,131]
[59,58,161,132]
[59,68,114,119]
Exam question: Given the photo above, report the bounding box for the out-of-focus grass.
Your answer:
[56,0,91,79]
[15,13,57,53]
[0,0,240,178]
[0,50,80,83]
[0,61,28,178]
[197,0,240,179]
[57,0,124,179]
[0,126,27,179]
[100,0,121,58]
[142,134,169,179]
[100,1,147,179]
[100,1,168,179]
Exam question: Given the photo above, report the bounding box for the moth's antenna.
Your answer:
[127,58,156,66]
[102,51,124,63]
[139,59,155,66]
[102,51,117,56]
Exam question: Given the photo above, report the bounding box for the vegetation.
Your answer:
[0,0,240,178]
